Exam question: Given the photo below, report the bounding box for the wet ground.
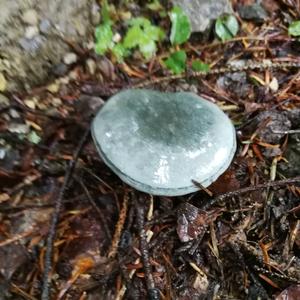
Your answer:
[0,1,300,299]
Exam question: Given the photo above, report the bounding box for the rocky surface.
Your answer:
[256,111,291,144]
[171,0,233,32]
[237,2,269,23]
[0,0,100,92]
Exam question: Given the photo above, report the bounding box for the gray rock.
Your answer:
[0,148,6,160]
[285,109,300,128]
[9,109,21,119]
[19,35,45,53]
[63,52,77,65]
[8,123,30,134]
[256,111,291,144]
[92,89,236,196]
[237,3,268,23]
[171,0,233,33]
[0,0,95,92]
[76,94,105,118]
[39,19,51,33]
[24,26,39,39]
[51,63,68,77]
[22,9,39,26]
[217,72,251,99]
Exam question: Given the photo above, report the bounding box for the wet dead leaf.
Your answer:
[177,203,208,242]
[275,285,300,300]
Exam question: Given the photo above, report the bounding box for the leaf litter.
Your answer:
[0,1,300,299]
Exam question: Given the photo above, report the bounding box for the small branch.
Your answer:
[132,60,300,89]
[201,176,300,210]
[77,177,112,241]
[273,129,300,134]
[41,127,90,300]
[134,193,160,300]
[108,191,129,259]
[0,228,36,247]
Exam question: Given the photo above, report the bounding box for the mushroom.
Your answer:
[92,89,236,196]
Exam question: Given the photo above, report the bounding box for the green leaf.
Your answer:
[215,15,239,42]
[288,20,300,36]
[27,131,41,144]
[111,43,129,62]
[101,0,111,24]
[164,50,187,74]
[95,23,114,55]
[191,60,210,72]
[123,17,165,59]
[144,23,165,41]
[169,6,191,45]
[139,38,157,60]
[147,0,164,11]
[123,25,143,48]
[128,17,150,27]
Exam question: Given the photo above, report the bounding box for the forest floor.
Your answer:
[0,1,300,299]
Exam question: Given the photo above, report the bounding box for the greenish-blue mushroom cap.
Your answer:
[92,89,236,196]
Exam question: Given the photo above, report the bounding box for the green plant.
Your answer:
[94,1,164,61]
[94,0,114,55]
[288,20,300,36]
[94,2,211,74]
[164,50,187,74]
[123,17,165,60]
[169,6,191,45]
[95,23,114,55]
[215,15,239,42]
[164,6,191,74]
[191,60,210,72]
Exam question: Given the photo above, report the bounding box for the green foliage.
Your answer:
[288,20,300,36]
[27,131,41,144]
[164,50,187,74]
[123,17,165,60]
[147,0,163,11]
[95,23,114,55]
[101,0,111,24]
[95,2,164,61]
[111,43,129,61]
[94,2,211,72]
[169,6,191,45]
[191,60,210,72]
[94,0,114,55]
[215,15,239,42]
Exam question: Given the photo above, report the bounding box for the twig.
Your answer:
[115,258,140,300]
[41,126,90,300]
[192,179,213,197]
[253,265,300,284]
[77,177,112,241]
[10,282,38,300]
[12,95,76,121]
[0,229,35,247]
[132,60,300,89]
[201,176,300,210]
[108,190,129,258]
[273,129,300,134]
[229,242,269,299]
[134,193,160,300]
[194,35,295,51]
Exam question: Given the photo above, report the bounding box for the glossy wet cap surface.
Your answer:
[92,89,236,196]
